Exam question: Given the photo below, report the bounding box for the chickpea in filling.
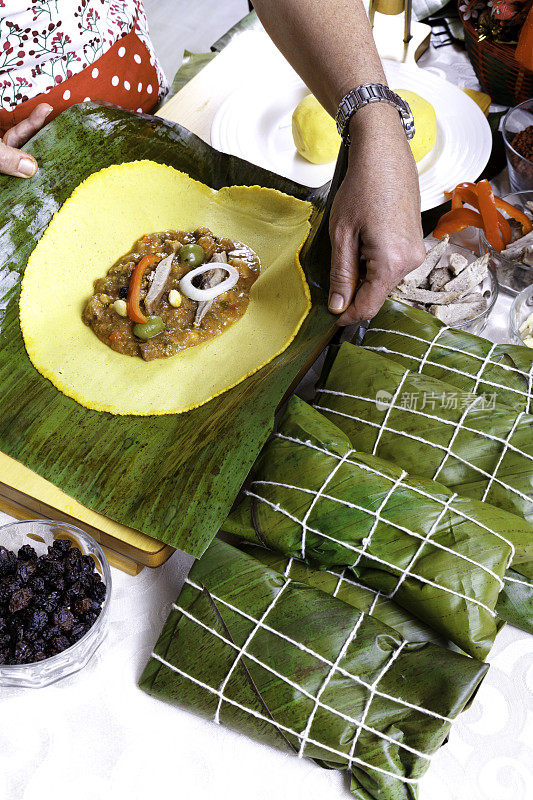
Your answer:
[82,228,260,361]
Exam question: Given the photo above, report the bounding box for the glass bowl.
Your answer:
[0,520,111,688]
[502,99,533,193]
[479,190,533,296]
[418,241,498,336]
[509,284,533,348]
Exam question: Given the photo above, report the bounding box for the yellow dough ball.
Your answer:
[292,94,341,164]
[395,89,437,163]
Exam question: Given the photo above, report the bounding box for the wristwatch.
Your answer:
[335,84,415,143]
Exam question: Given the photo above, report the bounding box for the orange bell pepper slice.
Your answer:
[494,197,533,236]
[127,254,161,324]
[433,207,484,239]
[476,180,503,251]
[443,182,512,247]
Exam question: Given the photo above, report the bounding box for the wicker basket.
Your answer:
[461,11,533,106]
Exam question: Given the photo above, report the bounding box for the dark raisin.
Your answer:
[0,579,14,604]
[26,609,48,632]
[89,581,106,604]
[12,641,34,664]
[79,555,95,575]
[16,560,37,583]
[32,646,47,662]
[48,634,70,655]
[73,597,92,615]
[69,622,89,643]
[18,544,37,561]
[118,285,128,299]
[37,555,63,581]
[9,587,33,613]
[65,547,82,565]
[53,608,75,631]
[50,538,72,555]
[83,609,100,625]
[0,548,16,577]
[41,624,60,641]
[38,591,61,613]
[9,620,25,641]
[29,576,45,594]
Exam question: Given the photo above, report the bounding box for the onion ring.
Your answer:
[179,263,239,302]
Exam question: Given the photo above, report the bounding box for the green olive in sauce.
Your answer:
[133,316,165,340]
[179,243,206,268]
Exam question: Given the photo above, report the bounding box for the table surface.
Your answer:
[1,22,533,800]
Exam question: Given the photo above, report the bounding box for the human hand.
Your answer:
[0,103,53,178]
[328,102,426,325]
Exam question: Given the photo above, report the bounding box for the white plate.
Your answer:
[211,59,492,211]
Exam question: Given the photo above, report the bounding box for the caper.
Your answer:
[179,243,205,268]
[133,316,165,340]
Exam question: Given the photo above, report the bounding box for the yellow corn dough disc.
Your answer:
[395,89,437,163]
[292,94,341,164]
[20,160,312,416]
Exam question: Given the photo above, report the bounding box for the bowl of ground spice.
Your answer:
[0,520,111,688]
[503,99,533,193]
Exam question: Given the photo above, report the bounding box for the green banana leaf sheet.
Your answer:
[232,541,449,647]
[361,300,533,413]
[0,102,337,556]
[314,343,533,524]
[140,538,488,800]
[222,397,533,659]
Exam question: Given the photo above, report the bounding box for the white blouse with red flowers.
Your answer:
[0,0,167,111]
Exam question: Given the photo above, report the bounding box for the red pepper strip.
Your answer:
[433,207,484,239]
[446,185,511,245]
[476,180,503,252]
[127,254,161,324]
[494,196,533,236]
[497,214,512,248]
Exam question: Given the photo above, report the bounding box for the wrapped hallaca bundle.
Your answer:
[313,343,533,524]
[222,397,533,659]
[140,538,488,800]
[361,300,533,413]
[497,570,533,634]
[233,542,448,646]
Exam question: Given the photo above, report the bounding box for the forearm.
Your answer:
[252,0,387,116]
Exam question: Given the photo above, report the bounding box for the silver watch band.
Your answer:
[335,84,415,142]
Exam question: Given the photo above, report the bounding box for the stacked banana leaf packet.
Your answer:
[141,299,533,799]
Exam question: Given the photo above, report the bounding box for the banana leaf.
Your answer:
[314,342,533,524]
[497,570,533,635]
[140,538,488,800]
[0,102,337,556]
[361,300,533,413]
[222,397,533,659]
[232,541,449,646]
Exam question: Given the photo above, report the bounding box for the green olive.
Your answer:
[179,243,205,267]
[133,316,165,340]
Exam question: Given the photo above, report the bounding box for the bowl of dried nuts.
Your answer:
[0,519,111,688]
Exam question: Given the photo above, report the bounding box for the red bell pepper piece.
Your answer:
[433,207,484,239]
[476,180,504,251]
[494,197,533,236]
[127,254,161,324]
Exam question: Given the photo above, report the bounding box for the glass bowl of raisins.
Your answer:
[0,519,111,688]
